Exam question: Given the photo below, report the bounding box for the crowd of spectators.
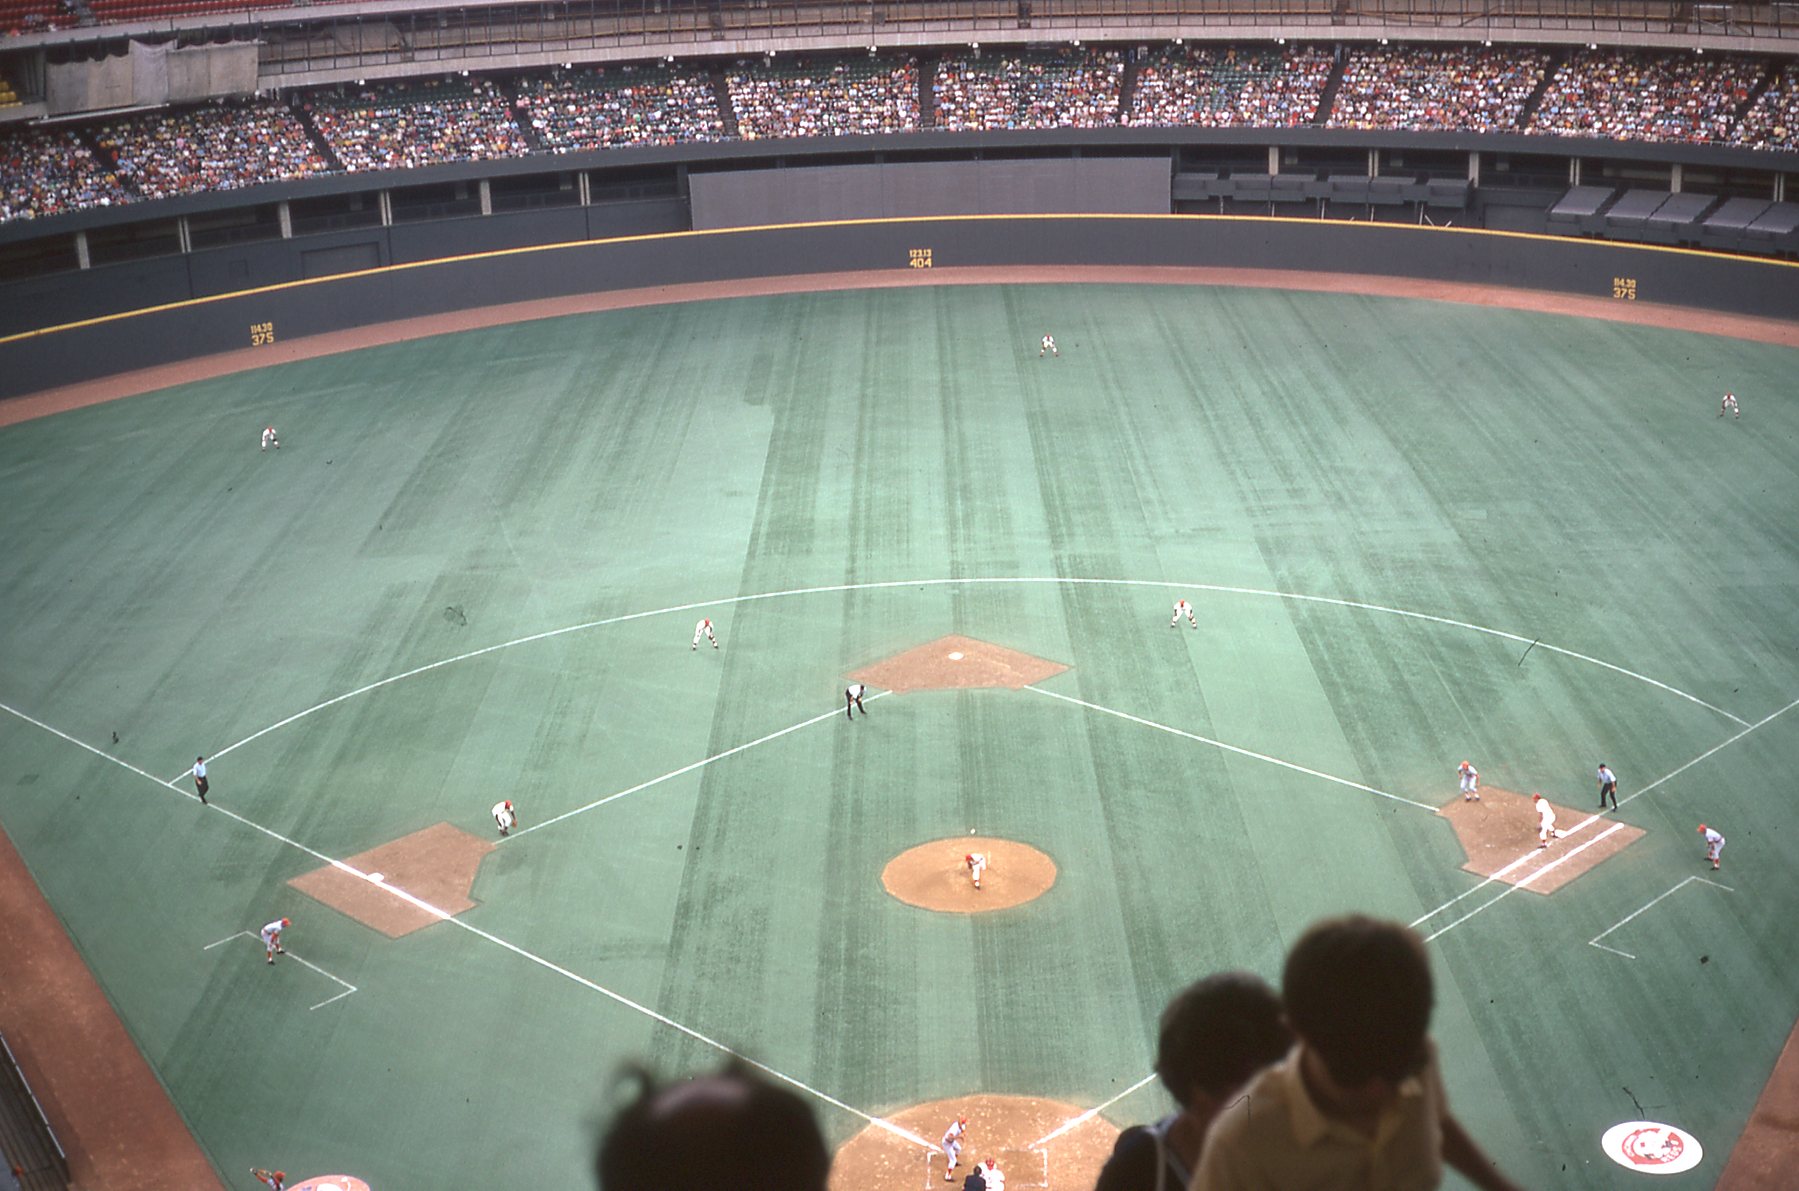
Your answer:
[1732,62,1799,152]
[727,56,920,139]
[307,77,529,172]
[4,43,1796,225]
[1327,45,1549,132]
[1529,48,1762,144]
[933,49,1123,131]
[0,126,134,223]
[1128,44,1331,129]
[93,99,331,202]
[516,64,725,152]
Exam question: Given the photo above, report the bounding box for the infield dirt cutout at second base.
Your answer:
[831,1093,1118,1191]
[883,838,1056,913]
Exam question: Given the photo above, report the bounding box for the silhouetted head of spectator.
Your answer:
[596,1061,831,1191]
[1282,914,1433,1098]
[1154,970,1291,1112]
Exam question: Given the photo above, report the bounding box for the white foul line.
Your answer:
[1588,876,1735,960]
[505,691,892,842]
[4,703,930,1149]
[1026,686,1439,812]
[1031,1071,1159,1147]
[1419,823,1628,943]
[176,574,1744,782]
[1619,693,1799,808]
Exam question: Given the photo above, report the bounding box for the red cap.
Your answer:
[504,800,512,810]
[985,1159,996,1169]
[281,917,291,927]
[1532,793,1542,802]
[958,1116,967,1125]
[1697,824,1707,833]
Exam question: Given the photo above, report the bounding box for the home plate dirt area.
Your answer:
[286,822,495,937]
[830,1093,1118,1191]
[1439,787,1643,893]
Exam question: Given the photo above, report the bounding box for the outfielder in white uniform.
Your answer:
[941,1116,967,1181]
[260,917,289,964]
[1039,334,1058,358]
[1720,392,1739,419]
[982,1157,1005,1191]
[1533,794,1559,848]
[692,617,718,650]
[492,799,517,837]
[1698,823,1725,869]
[1458,760,1480,802]
[261,426,279,451]
[966,852,987,891]
[1171,599,1197,629]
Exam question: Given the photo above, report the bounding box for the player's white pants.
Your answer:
[693,625,716,648]
[969,859,986,887]
[1460,776,1477,794]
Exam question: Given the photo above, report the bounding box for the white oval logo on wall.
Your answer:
[1601,1121,1703,1174]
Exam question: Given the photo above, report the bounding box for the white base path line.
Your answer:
[1410,693,1799,932]
[1588,876,1735,960]
[1420,823,1628,943]
[1620,693,1799,808]
[1030,1071,1159,1148]
[1029,695,1799,1150]
[505,691,893,842]
[6,704,930,1149]
[180,575,1743,779]
[0,701,203,803]
[1026,686,1438,813]
[1407,809,1613,929]
[200,930,358,1009]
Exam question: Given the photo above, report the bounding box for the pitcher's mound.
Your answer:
[850,635,1068,694]
[883,838,1056,913]
[831,1093,1119,1191]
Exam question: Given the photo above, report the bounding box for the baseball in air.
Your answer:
[969,829,975,835]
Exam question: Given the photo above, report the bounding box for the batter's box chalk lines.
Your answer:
[175,574,1744,780]
[1408,808,1615,928]
[504,691,894,842]
[1026,687,1438,812]
[201,930,357,1010]
[4,704,921,1142]
[1420,823,1629,944]
[1588,876,1735,961]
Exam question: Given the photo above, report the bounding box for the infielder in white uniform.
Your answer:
[965,852,987,891]
[1720,392,1739,419]
[1171,599,1197,629]
[492,799,517,836]
[1533,794,1559,848]
[1698,823,1725,869]
[260,917,289,964]
[941,1116,967,1181]
[692,617,718,650]
[261,426,279,451]
[1458,760,1480,802]
[1039,334,1058,358]
[845,681,867,719]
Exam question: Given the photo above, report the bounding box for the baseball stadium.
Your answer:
[2,3,1798,1189]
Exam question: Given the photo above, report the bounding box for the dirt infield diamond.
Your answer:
[848,635,1068,694]
[288,821,495,938]
[1440,787,1643,894]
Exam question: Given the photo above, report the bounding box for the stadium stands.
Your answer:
[94,100,331,202]
[1733,62,1799,152]
[1127,45,1331,128]
[516,64,726,152]
[0,126,133,222]
[933,48,1123,131]
[727,55,920,140]
[1529,48,1763,144]
[1326,45,1550,132]
[307,78,529,173]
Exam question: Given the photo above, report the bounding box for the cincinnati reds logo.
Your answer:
[1600,1121,1703,1175]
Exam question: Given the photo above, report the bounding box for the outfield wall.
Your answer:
[4,211,1799,401]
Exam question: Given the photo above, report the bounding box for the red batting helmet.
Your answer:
[280,917,290,927]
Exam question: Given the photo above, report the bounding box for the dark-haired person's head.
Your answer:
[1282,914,1433,1093]
[1155,971,1291,1111]
[596,1061,830,1191]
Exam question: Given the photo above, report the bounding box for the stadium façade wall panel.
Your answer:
[3,211,1798,402]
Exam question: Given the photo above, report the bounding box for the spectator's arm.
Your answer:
[1441,1111,1524,1191]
